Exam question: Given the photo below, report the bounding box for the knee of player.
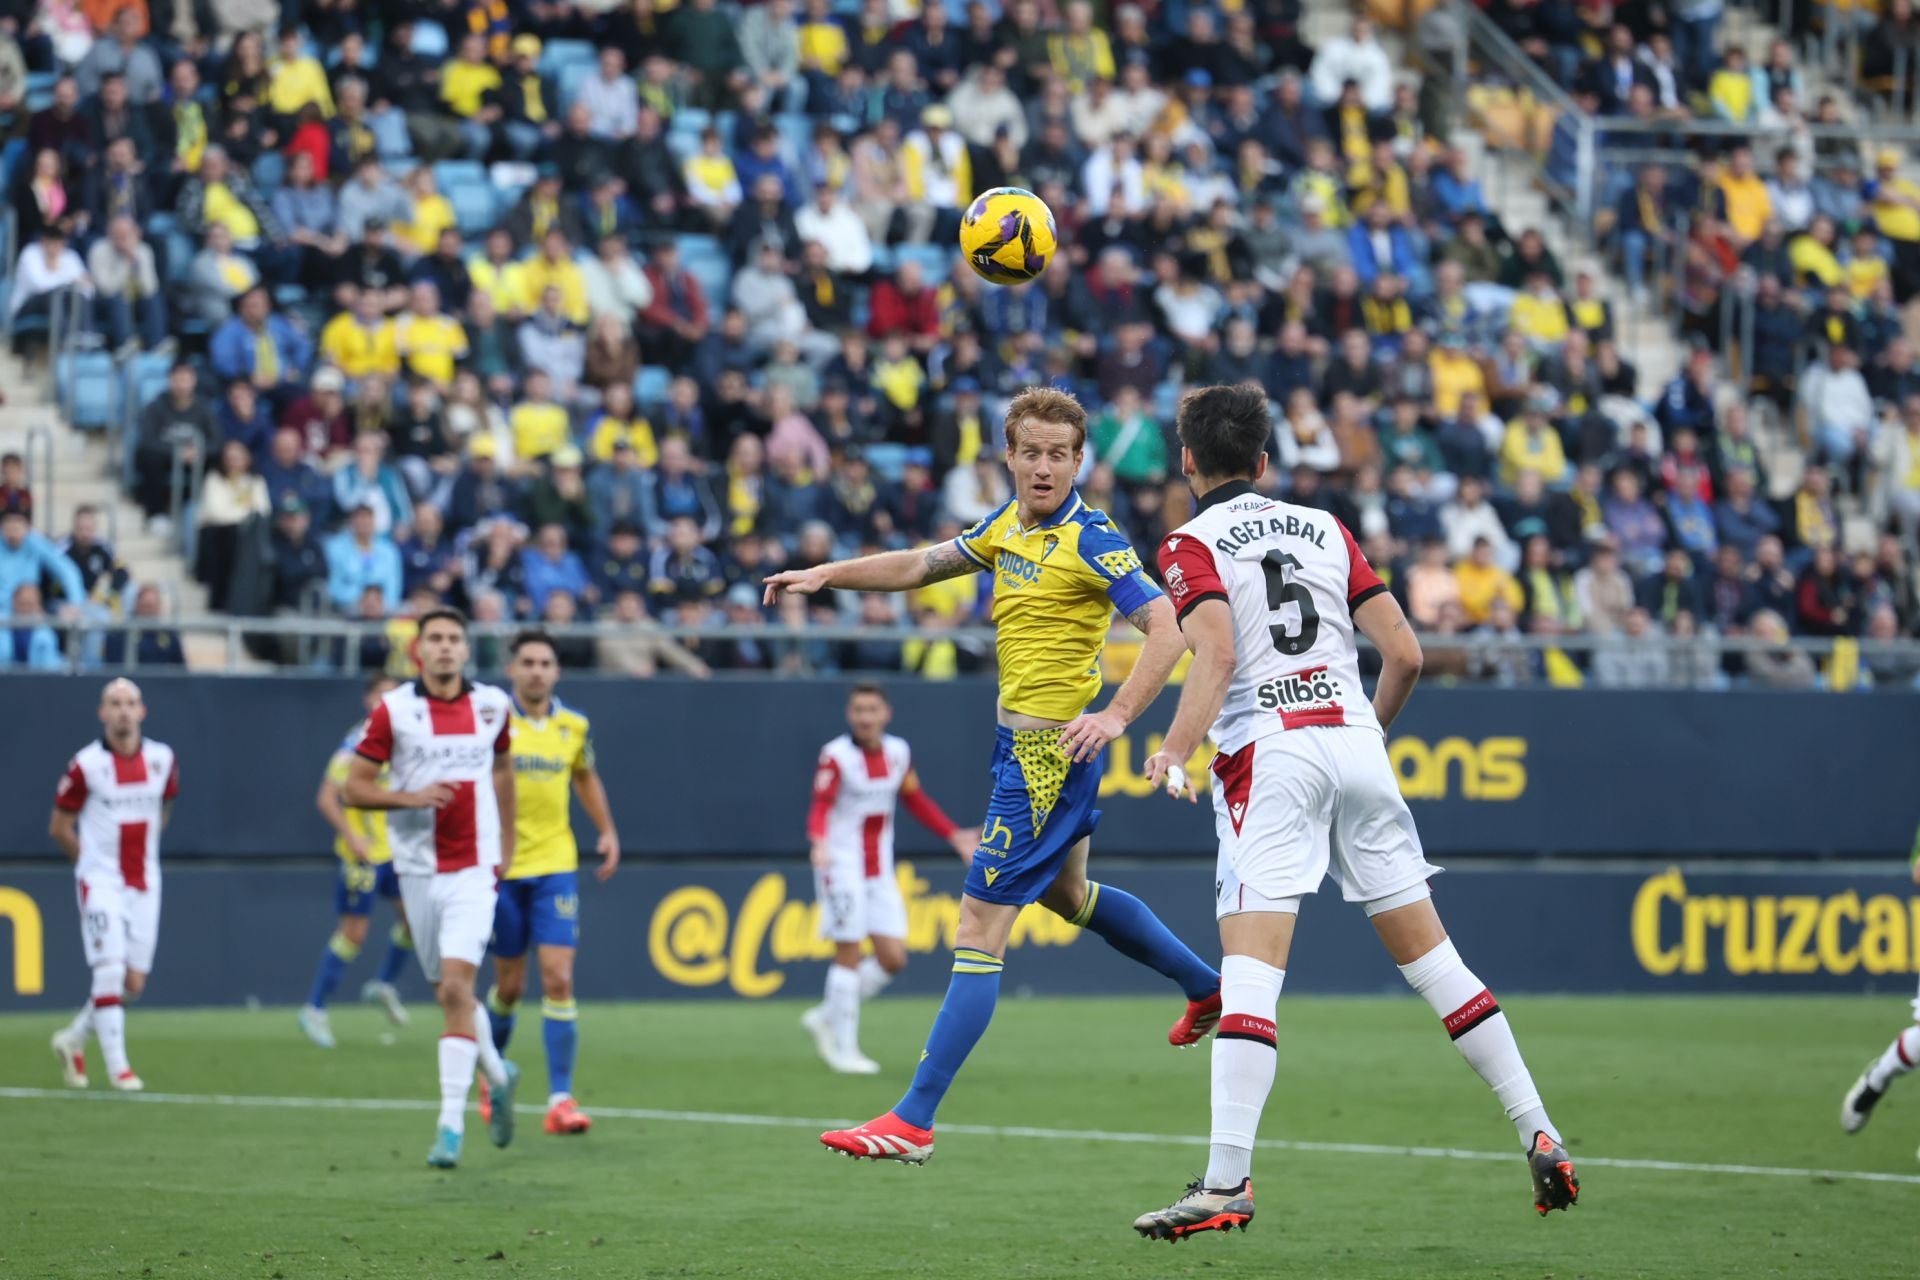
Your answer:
[1039,881,1087,921]
[539,966,574,1002]
[337,915,371,947]
[878,952,909,976]
[438,975,476,1007]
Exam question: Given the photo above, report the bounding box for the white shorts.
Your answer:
[815,863,908,943]
[76,876,160,974]
[399,867,497,983]
[1211,725,1438,918]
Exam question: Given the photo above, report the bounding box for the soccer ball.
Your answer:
[958,187,1057,285]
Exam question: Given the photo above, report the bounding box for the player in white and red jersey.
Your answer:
[1129,385,1577,1241]
[799,684,977,1074]
[47,679,177,1093]
[343,607,521,1170]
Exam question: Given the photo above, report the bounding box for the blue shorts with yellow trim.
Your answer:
[492,871,581,957]
[964,725,1103,906]
[334,861,401,917]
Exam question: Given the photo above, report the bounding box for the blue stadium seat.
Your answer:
[676,108,714,134]
[894,243,952,285]
[433,160,487,190]
[250,151,286,193]
[634,365,671,407]
[1153,381,1181,423]
[164,231,195,287]
[25,71,53,112]
[272,284,308,307]
[449,183,500,236]
[865,442,909,483]
[538,39,597,81]
[558,62,594,111]
[665,126,700,162]
[867,244,897,273]
[683,253,731,309]
[58,352,119,430]
[674,233,721,259]
[773,113,813,165]
[0,138,25,194]
[410,21,450,59]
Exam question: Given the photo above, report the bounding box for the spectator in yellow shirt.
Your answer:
[398,167,456,258]
[798,0,850,83]
[1714,144,1771,249]
[467,226,526,316]
[1870,149,1920,247]
[510,368,572,467]
[318,290,400,381]
[1508,269,1571,349]
[1047,0,1115,93]
[1848,226,1891,300]
[584,381,660,465]
[515,228,590,325]
[1453,536,1523,625]
[392,281,469,387]
[1500,394,1571,488]
[1790,214,1845,288]
[268,28,334,120]
[442,33,504,159]
[1429,329,1488,417]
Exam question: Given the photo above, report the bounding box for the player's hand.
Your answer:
[595,830,621,882]
[809,839,831,870]
[345,833,372,863]
[1057,709,1126,764]
[1145,751,1198,803]
[948,827,981,862]
[409,783,457,809]
[763,566,833,606]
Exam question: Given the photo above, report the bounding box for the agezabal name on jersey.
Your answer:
[1633,867,1920,977]
[649,863,1081,997]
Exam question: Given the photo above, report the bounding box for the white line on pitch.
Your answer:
[1,1086,1916,1188]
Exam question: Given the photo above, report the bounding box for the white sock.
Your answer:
[65,1002,92,1039]
[857,955,893,1000]
[548,1091,571,1107]
[1867,1026,1920,1091]
[1204,954,1286,1189]
[93,1000,130,1076]
[1399,938,1557,1148]
[438,1035,478,1133]
[825,964,862,1056]
[471,1002,509,1089]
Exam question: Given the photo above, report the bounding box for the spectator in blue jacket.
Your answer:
[586,438,650,544]
[332,431,414,537]
[1,583,65,668]
[210,287,313,408]
[325,503,404,614]
[641,435,723,541]
[520,523,596,615]
[257,425,333,523]
[1347,201,1419,285]
[0,501,85,618]
[215,380,278,458]
[592,521,649,599]
[1657,348,1719,442]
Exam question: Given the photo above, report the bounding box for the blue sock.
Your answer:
[487,987,517,1054]
[543,998,578,1098]
[894,950,1003,1129]
[375,923,411,985]
[307,933,359,1009]
[1071,882,1220,1001]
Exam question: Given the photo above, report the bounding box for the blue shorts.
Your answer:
[964,725,1103,907]
[492,871,581,958]
[334,860,401,917]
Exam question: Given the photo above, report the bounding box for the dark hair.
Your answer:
[847,682,889,704]
[510,629,558,659]
[416,606,469,638]
[364,672,397,695]
[1176,384,1272,480]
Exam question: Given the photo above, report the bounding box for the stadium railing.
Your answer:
[10,613,1918,689]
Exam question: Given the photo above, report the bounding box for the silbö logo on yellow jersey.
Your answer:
[996,549,1044,589]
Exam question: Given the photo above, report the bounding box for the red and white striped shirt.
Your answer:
[355,680,512,876]
[54,738,179,892]
[807,733,957,878]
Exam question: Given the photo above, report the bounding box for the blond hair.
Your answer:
[1003,386,1088,450]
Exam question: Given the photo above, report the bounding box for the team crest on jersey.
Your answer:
[1041,535,1060,561]
[479,705,499,726]
[1164,562,1188,602]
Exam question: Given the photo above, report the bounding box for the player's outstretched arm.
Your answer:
[1060,596,1182,764]
[1353,591,1423,731]
[572,766,621,881]
[1144,598,1237,802]
[762,540,982,605]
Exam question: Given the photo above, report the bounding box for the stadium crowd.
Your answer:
[0,0,1915,685]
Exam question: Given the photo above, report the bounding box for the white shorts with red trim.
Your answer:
[1210,725,1438,918]
[399,866,497,983]
[76,876,160,973]
[814,861,907,943]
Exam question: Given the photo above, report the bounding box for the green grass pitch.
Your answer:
[3,994,1917,1278]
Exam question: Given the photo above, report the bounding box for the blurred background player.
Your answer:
[49,679,179,1092]
[1131,386,1576,1242]
[765,387,1221,1164]
[1839,821,1920,1139]
[298,675,416,1048]
[344,609,521,1169]
[484,630,621,1137]
[801,683,977,1074]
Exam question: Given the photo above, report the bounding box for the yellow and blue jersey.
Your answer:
[507,700,593,881]
[954,491,1163,722]
[328,724,390,866]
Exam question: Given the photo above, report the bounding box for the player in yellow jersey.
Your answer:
[298,676,415,1048]
[484,631,621,1136]
[765,386,1222,1163]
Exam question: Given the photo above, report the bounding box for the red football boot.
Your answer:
[477,1074,492,1123]
[819,1111,935,1164]
[1169,989,1223,1046]
[545,1096,593,1134]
